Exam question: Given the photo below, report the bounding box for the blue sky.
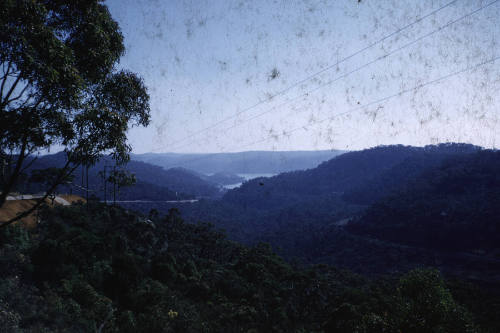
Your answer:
[105,0,500,153]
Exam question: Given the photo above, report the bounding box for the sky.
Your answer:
[105,0,500,154]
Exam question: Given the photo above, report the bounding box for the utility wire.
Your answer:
[161,54,500,169]
[161,0,460,151]
[171,0,497,152]
[239,55,500,150]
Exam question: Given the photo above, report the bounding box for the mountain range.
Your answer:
[132,149,344,174]
[150,143,500,283]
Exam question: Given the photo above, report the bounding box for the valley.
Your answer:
[4,143,500,332]
[3,0,499,330]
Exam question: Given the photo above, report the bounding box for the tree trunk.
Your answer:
[0,138,27,209]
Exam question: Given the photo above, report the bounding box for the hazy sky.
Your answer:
[105,0,500,153]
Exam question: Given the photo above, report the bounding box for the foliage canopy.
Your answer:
[0,0,150,223]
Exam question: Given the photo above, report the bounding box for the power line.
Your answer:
[171,0,497,152]
[239,55,500,150]
[160,54,499,168]
[161,0,460,151]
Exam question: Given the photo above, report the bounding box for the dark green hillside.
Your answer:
[1,0,497,331]
[178,144,482,250]
[20,153,220,200]
[153,144,500,286]
[341,143,481,205]
[0,203,491,332]
[348,150,500,251]
[7,145,499,331]
[223,143,480,210]
[157,167,223,197]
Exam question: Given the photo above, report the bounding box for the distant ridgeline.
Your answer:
[15,150,344,202]
[131,150,345,174]
[16,153,222,201]
[154,143,500,284]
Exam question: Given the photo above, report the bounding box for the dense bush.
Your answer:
[0,203,490,332]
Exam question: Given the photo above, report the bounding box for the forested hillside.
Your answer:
[1,203,496,332]
[348,150,500,251]
[3,144,500,331]
[151,144,500,284]
[4,0,500,331]
[223,143,480,209]
[19,153,221,200]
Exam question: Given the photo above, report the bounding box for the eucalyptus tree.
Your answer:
[0,0,151,226]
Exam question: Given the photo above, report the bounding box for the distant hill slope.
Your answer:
[158,143,500,282]
[165,167,245,186]
[21,153,221,200]
[222,143,481,210]
[348,150,500,252]
[132,150,345,174]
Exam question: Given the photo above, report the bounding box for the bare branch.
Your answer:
[0,61,12,99]
[0,70,10,81]
[1,72,23,107]
[17,91,38,109]
[5,82,31,105]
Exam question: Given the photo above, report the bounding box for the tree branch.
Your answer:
[0,160,80,228]
[0,65,11,81]
[0,61,12,100]
[20,155,38,174]
[17,91,38,109]
[5,82,31,105]
[0,136,28,208]
[1,72,23,107]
